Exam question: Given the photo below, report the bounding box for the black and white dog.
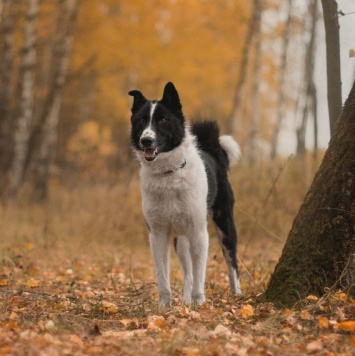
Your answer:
[129,82,241,307]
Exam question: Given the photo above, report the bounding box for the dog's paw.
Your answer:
[192,293,206,306]
[159,293,172,308]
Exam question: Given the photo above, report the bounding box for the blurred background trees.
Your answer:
[0,0,354,200]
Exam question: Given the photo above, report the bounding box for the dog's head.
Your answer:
[128,82,186,162]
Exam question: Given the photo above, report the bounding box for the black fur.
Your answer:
[192,120,239,279]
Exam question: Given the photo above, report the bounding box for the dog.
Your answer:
[128,82,241,307]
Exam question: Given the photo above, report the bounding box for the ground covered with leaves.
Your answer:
[1,241,355,356]
[1,178,355,355]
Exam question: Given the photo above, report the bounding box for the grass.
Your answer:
[0,158,354,354]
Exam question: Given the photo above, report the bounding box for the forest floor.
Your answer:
[1,169,355,355]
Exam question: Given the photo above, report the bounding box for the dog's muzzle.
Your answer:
[140,137,159,161]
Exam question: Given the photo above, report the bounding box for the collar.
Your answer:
[162,159,187,174]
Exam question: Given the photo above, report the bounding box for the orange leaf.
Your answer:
[147,315,166,331]
[240,304,254,319]
[318,316,329,329]
[0,279,9,286]
[26,279,40,288]
[300,309,313,320]
[334,321,355,331]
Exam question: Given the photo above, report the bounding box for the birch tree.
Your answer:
[35,0,81,199]
[227,0,261,135]
[270,0,293,164]
[321,0,342,136]
[11,0,39,195]
[248,0,263,165]
[0,0,15,174]
[296,0,318,158]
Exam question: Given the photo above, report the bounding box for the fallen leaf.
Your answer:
[306,340,323,352]
[0,279,9,286]
[318,316,329,329]
[189,311,201,320]
[26,243,35,250]
[334,320,355,332]
[349,49,355,58]
[240,304,254,319]
[306,295,318,302]
[300,309,313,320]
[100,301,118,314]
[212,324,231,336]
[147,315,167,331]
[26,279,40,288]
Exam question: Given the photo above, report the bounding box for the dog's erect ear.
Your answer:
[128,90,147,113]
[161,82,182,112]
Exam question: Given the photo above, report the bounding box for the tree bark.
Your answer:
[263,80,355,307]
[11,0,39,195]
[270,0,293,163]
[321,0,342,136]
[227,0,260,135]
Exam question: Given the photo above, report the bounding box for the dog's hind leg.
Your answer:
[212,182,241,294]
[149,230,172,307]
[174,236,193,304]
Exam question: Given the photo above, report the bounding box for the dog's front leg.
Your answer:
[149,231,171,307]
[190,228,209,305]
[174,236,193,304]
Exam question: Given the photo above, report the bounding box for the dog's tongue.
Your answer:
[144,148,156,160]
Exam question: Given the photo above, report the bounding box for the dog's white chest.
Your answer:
[140,161,208,234]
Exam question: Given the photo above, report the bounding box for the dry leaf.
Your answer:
[26,279,40,288]
[306,340,323,352]
[300,309,313,320]
[179,306,190,317]
[212,324,231,336]
[306,295,318,302]
[334,320,355,332]
[189,311,201,320]
[318,316,329,329]
[349,49,355,58]
[240,304,254,319]
[26,243,35,251]
[0,279,9,286]
[101,301,118,314]
[147,315,167,331]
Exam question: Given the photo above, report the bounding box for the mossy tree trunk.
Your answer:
[263,81,355,307]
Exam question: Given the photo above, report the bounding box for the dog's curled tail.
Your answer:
[219,135,241,167]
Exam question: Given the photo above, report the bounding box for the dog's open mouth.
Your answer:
[144,147,158,161]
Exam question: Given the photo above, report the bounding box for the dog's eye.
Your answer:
[159,118,167,125]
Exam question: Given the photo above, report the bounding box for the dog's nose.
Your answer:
[140,137,154,147]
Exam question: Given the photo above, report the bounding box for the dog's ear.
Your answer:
[128,90,147,113]
[161,82,182,113]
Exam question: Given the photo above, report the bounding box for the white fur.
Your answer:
[136,130,209,307]
[141,103,157,140]
[219,135,241,166]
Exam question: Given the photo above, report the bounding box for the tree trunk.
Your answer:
[11,0,39,195]
[35,0,81,200]
[248,0,262,165]
[263,80,355,307]
[0,0,15,175]
[269,0,293,163]
[321,0,342,136]
[227,0,260,135]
